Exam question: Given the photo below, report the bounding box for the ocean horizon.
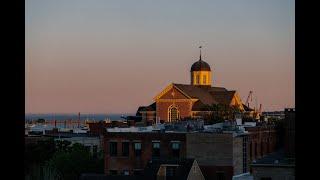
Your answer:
[25,113,134,121]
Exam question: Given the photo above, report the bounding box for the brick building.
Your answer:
[136,48,248,124]
[245,125,278,164]
[250,108,295,180]
[102,123,257,179]
[104,130,187,176]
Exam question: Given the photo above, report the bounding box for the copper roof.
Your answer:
[190,60,211,71]
[174,84,233,106]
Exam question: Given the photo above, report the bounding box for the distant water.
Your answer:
[25,113,133,121]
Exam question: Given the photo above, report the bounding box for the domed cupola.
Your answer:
[190,46,212,86]
[191,56,211,71]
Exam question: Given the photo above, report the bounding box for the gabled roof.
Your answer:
[174,84,236,106]
[136,102,156,116]
[174,84,224,105]
[209,90,236,105]
[143,158,196,180]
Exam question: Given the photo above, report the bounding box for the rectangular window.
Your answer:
[109,142,117,157]
[203,75,207,84]
[152,142,160,158]
[172,142,180,157]
[93,145,98,158]
[196,75,200,84]
[122,142,129,157]
[134,142,142,157]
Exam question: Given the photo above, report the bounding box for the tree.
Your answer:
[47,143,104,180]
[201,103,242,124]
[55,140,72,152]
[25,164,62,180]
[25,138,55,176]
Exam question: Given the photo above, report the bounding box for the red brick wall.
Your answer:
[160,87,189,99]
[103,132,186,175]
[245,126,277,163]
[156,101,192,121]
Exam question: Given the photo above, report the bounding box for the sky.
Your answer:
[26,0,295,114]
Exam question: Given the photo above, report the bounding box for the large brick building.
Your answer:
[102,123,254,179]
[245,125,278,164]
[250,108,295,180]
[137,48,247,123]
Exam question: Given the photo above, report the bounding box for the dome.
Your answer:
[190,60,211,71]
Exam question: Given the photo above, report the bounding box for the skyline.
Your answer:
[26,0,295,114]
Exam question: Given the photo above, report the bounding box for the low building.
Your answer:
[44,128,103,154]
[251,150,295,180]
[87,121,130,136]
[262,111,285,121]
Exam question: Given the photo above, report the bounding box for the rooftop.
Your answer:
[106,120,249,136]
[251,149,295,167]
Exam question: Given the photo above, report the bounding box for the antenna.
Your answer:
[199,46,203,61]
[78,112,80,128]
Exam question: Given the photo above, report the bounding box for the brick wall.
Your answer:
[186,133,234,166]
[156,101,192,121]
[246,126,277,162]
[103,132,186,175]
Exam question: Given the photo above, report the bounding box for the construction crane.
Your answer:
[258,104,262,114]
[245,91,253,108]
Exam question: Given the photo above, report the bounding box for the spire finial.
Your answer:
[199,46,202,61]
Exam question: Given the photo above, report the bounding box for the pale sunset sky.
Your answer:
[26,0,295,114]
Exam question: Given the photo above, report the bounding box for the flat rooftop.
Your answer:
[106,123,249,136]
[251,149,295,167]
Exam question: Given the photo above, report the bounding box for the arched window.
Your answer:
[168,105,180,122]
[196,75,200,84]
[203,75,207,84]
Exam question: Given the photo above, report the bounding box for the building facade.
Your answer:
[102,126,253,179]
[137,50,246,123]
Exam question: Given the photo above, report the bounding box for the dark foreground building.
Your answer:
[102,122,251,180]
[80,158,205,180]
[251,108,295,180]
